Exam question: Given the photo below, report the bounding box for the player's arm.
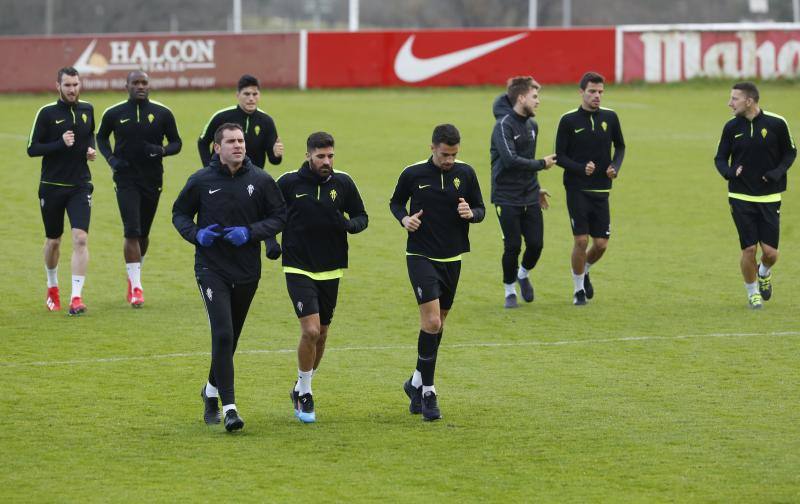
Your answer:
[264,117,283,166]
[389,170,413,224]
[172,174,202,244]
[465,169,486,223]
[340,177,368,234]
[160,110,182,157]
[96,108,114,162]
[197,114,219,167]
[249,176,287,240]
[27,107,66,157]
[609,114,626,174]
[763,118,797,182]
[493,118,544,172]
[554,117,585,175]
[714,124,736,179]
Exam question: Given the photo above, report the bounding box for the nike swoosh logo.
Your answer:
[394,33,528,83]
[209,189,221,194]
[574,128,585,134]
[149,153,159,157]
[55,119,65,124]
[735,133,744,138]
[418,184,431,189]
[295,193,308,198]
[513,134,521,140]
[120,118,130,124]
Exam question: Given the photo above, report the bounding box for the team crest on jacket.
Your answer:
[81,113,88,123]
[761,128,768,138]
[254,125,261,136]
[247,184,254,196]
[453,177,461,190]
[330,189,337,201]
[148,113,155,123]
[602,121,608,132]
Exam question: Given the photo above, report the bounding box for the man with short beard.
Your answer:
[490,76,556,308]
[27,66,97,316]
[97,70,182,308]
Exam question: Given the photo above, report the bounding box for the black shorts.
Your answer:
[114,176,162,238]
[566,190,611,238]
[285,273,340,326]
[406,255,461,310]
[38,182,92,238]
[729,198,780,249]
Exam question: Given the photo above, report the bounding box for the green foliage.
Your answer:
[1,82,799,501]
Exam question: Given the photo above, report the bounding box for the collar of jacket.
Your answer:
[299,161,332,184]
[511,110,531,123]
[577,106,598,117]
[209,153,253,177]
[127,98,150,106]
[57,99,77,110]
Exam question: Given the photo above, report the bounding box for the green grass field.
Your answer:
[1,81,799,502]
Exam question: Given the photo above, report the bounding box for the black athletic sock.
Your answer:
[417,330,440,386]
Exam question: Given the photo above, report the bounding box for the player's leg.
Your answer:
[730,199,762,308]
[518,205,543,303]
[285,273,323,423]
[496,205,522,307]
[583,195,610,300]
[66,185,91,315]
[312,279,339,371]
[567,190,589,305]
[40,183,65,311]
[756,201,780,301]
[116,180,144,305]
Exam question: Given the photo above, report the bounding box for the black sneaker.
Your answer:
[517,276,534,302]
[573,289,587,306]
[584,272,594,299]
[403,379,422,414]
[295,393,316,423]
[421,391,442,421]
[504,293,518,309]
[223,409,244,432]
[200,386,220,425]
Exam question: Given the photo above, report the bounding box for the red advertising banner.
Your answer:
[0,33,298,93]
[306,28,615,88]
[619,23,800,83]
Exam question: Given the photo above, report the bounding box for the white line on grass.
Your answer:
[1,330,798,369]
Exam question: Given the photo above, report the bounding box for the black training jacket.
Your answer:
[27,99,95,185]
[389,157,485,260]
[172,155,286,283]
[714,109,796,197]
[197,106,281,169]
[277,162,368,274]
[490,93,546,206]
[555,107,625,191]
[97,98,182,179]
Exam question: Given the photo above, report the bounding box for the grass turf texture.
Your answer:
[1,82,798,501]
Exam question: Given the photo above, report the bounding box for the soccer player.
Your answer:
[97,70,182,307]
[27,66,96,315]
[490,76,557,308]
[173,123,286,432]
[714,82,796,309]
[197,74,283,170]
[555,71,625,306]
[390,124,485,421]
[273,132,368,423]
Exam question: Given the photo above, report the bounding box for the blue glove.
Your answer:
[223,226,250,247]
[196,224,221,247]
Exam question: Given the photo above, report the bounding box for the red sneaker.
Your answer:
[68,296,87,316]
[126,279,132,303]
[130,287,144,308]
[46,286,61,311]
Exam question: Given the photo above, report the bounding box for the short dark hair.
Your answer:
[57,67,79,84]
[506,76,540,103]
[237,74,260,91]
[307,131,334,151]
[214,122,243,144]
[732,81,760,102]
[579,71,605,90]
[432,124,460,146]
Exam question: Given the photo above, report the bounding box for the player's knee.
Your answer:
[594,239,609,252]
[504,241,522,256]
[762,248,779,264]
[574,235,589,249]
[302,325,321,342]
[422,315,441,334]
[72,231,88,248]
[742,244,757,257]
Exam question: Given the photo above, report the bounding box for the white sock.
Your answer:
[504,283,516,297]
[411,369,422,388]
[126,262,142,290]
[205,382,218,398]
[517,265,529,279]
[295,369,318,392]
[422,385,436,396]
[71,275,85,299]
[297,369,313,395]
[758,263,771,277]
[585,262,593,273]
[745,281,759,296]
[45,266,58,288]
[222,403,237,414]
[572,271,585,292]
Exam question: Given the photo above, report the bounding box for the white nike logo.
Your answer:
[55,119,65,124]
[209,189,221,194]
[394,33,528,83]
[120,118,130,124]
[296,193,308,198]
[149,153,159,157]
[418,184,431,189]
[513,134,521,140]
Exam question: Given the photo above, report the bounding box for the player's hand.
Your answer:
[539,189,551,210]
[273,137,284,158]
[196,224,221,247]
[223,226,251,247]
[585,161,596,175]
[86,147,96,161]
[762,168,781,183]
[144,143,164,159]
[457,197,473,220]
[542,154,557,169]
[331,210,353,233]
[402,209,423,231]
[735,165,743,177]
[265,236,282,260]
[62,130,75,147]
[606,165,617,179]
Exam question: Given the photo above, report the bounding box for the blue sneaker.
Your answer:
[291,387,316,423]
